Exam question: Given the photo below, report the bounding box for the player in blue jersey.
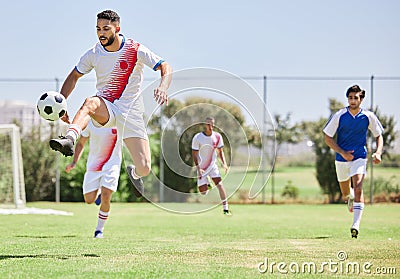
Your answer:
[323,85,384,239]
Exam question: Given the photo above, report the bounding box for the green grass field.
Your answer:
[0,202,399,278]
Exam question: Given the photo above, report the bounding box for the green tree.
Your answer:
[272,113,303,155]
[268,112,303,203]
[20,125,58,201]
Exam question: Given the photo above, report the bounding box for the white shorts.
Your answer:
[92,97,148,140]
[335,158,368,182]
[197,164,221,186]
[83,168,120,194]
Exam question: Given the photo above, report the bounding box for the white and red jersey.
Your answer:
[75,35,163,113]
[192,131,224,171]
[81,121,122,172]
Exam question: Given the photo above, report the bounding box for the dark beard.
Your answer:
[100,34,116,47]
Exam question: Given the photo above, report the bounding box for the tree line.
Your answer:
[13,97,397,203]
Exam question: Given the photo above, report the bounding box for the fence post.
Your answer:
[262,75,267,204]
[369,75,374,205]
[55,77,61,203]
[159,106,164,203]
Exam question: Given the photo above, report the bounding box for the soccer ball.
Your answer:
[37,91,67,121]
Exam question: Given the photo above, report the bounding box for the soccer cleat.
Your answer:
[94,230,103,239]
[351,228,358,239]
[126,165,144,198]
[95,194,101,206]
[49,136,74,157]
[223,209,232,216]
[347,198,354,213]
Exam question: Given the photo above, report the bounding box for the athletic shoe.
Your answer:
[49,136,74,157]
[351,228,358,239]
[94,230,103,239]
[223,210,232,216]
[126,165,144,198]
[347,198,354,213]
[95,194,101,206]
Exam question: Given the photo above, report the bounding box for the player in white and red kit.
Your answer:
[192,117,231,215]
[50,10,172,197]
[65,120,122,238]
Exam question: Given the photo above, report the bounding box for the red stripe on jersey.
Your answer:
[99,39,140,103]
[213,133,221,148]
[92,132,118,171]
[201,133,220,171]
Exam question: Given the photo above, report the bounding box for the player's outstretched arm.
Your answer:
[59,69,84,124]
[65,136,89,173]
[372,134,384,164]
[154,62,172,106]
[61,68,84,100]
[192,149,203,179]
[217,148,228,174]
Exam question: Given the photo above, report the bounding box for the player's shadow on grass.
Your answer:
[314,236,331,239]
[0,254,100,260]
[15,235,77,238]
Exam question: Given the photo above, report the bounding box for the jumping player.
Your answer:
[323,85,384,238]
[49,10,172,197]
[192,117,232,215]
[65,120,122,238]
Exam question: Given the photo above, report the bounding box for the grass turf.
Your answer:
[0,202,399,278]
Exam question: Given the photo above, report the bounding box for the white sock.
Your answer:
[65,124,81,143]
[223,201,229,211]
[130,165,141,179]
[352,202,364,230]
[96,210,109,232]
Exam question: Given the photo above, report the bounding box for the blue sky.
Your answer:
[1,0,399,128]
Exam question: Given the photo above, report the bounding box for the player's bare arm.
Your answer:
[217,148,228,173]
[65,136,88,173]
[59,69,84,123]
[192,149,203,179]
[372,134,384,164]
[324,134,354,161]
[154,61,172,106]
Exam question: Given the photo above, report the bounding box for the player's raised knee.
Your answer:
[136,163,151,177]
[82,96,100,112]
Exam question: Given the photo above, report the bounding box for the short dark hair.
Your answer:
[346,84,365,99]
[97,10,120,23]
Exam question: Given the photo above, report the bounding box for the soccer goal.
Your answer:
[0,124,26,208]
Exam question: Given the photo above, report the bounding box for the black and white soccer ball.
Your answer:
[37,91,67,121]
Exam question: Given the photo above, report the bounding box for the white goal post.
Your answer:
[0,124,26,208]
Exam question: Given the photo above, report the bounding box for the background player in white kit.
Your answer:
[50,10,172,197]
[192,117,231,215]
[65,120,122,238]
[323,85,384,239]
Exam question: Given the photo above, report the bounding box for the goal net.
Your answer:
[0,124,26,208]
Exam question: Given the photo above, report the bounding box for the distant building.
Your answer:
[0,100,65,136]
